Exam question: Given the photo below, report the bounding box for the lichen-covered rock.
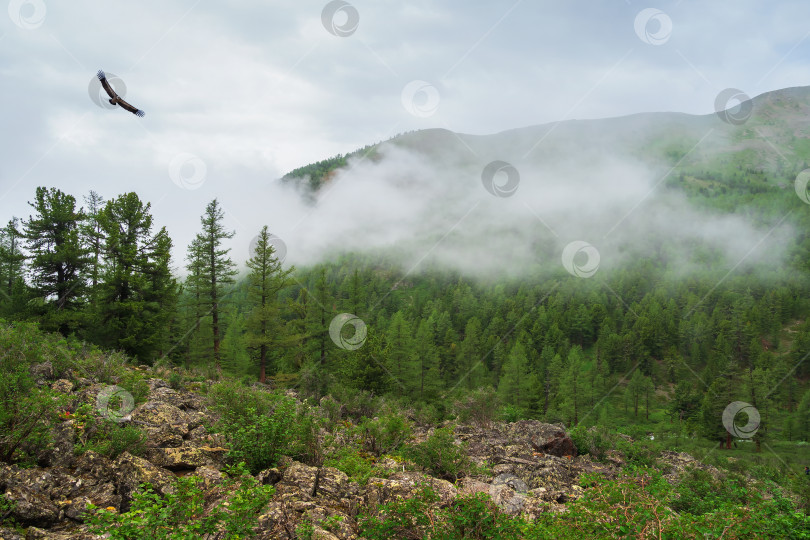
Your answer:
[142,424,185,448]
[50,379,74,395]
[112,452,175,511]
[130,401,190,431]
[364,471,457,508]
[0,526,24,540]
[193,466,224,488]
[3,484,59,526]
[143,446,227,470]
[73,451,115,483]
[29,361,54,384]
[256,467,282,486]
[41,422,75,468]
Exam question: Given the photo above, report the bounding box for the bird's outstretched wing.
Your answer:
[96,69,145,117]
[116,98,145,118]
[97,70,118,100]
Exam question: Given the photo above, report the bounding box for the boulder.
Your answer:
[143,446,227,471]
[0,526,24,540]
[3,484,59,526]
[142,424,185,449]
[193,466,224,489]
[256,468,282,486]
[29,362,54,384]
[50,379,74,395]
[112,452,175,511]
[364,471,456,508]
[42,422,76,468]
[130,401,190,431]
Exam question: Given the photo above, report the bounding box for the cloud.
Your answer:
[245,138,793,281]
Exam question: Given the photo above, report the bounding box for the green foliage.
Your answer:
[118,369,150,404]
[361,467,810,540]
[85,464,274,539]
[72,403,146,459]
[402,427,473,481]
[0,492,19,530]
[324,446,390,486]
[359,484,524,540]
[0,326,65,464]
[569,425,612,461]
[211,387,317,474]
[359,413,412,456]
[452,386,499,426]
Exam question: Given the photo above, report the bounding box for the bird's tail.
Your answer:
[135,110,145,118]
[97,69,105,80]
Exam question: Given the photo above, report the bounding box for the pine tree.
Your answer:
[194,199,237,369]
[24,187,89,332]
[94,193,177,361]
[245,225,294,383]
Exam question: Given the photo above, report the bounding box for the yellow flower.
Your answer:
[106,506,117,512]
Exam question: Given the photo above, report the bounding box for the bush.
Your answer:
[359,484,523,540]
[168,370,183,390]
[118,370,150,404]
[359,413,412,457]
[453,387,498,426]
[72,403,146,459]
[0,361,62,464]
[569,425,612,461]
[208,380,276,422]
[85,464,274,539]
[403,427,473,481]
[214,392,318,474]
[324,446,389,486]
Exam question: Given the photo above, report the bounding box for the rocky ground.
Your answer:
[0,365,718,539]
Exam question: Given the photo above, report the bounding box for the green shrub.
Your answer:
[324,446,389,485]
[118,370,150,404]
[453,387,498,426]
[85,464,274,539]
[360,484,523,540]
[499,404,528,423]
[403,427,472,481]
[208,380,275,422]
[0,362,62,464]
[72,403,146,459]
[168,371,183,390]
[214,392,318,474]
[359,414,412,457]
[569,425,611,461]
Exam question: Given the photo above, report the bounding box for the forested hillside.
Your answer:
[1,90,810,536]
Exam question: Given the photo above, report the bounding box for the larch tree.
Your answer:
[0,217,26,314]
[194,199,236,370]
[245,225,294,383]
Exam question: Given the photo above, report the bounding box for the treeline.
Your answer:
[2,185,810,449]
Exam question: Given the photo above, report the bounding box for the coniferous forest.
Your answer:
[3,159,810,453]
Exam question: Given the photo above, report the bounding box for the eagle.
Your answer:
[97,70,145,117]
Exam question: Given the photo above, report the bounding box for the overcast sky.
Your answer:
[1,0,809,270]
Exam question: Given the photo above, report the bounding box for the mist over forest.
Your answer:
[2,2,810,538]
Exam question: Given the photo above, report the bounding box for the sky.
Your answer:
[1,0,809,271]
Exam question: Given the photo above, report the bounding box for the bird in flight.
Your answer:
[97,70,145,117]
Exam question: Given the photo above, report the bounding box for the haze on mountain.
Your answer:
[272,86,807,279]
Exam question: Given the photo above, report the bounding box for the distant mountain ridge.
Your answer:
[284,86,810,192]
